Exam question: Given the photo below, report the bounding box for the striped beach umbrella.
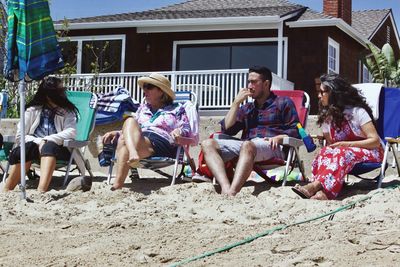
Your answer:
[5,0,64,199]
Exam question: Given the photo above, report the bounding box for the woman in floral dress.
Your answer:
[292,74,383,200]
[103,73,190,190]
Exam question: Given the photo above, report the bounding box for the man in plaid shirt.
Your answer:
[201,66,300,196]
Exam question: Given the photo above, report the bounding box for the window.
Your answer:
[175,40,280,74]
[362,64,372,83]
[327,37,340,74]
[59,35,125,74]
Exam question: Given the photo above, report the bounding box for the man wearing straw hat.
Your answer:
[103,73,191,190]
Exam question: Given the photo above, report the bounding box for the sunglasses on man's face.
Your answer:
[143,83,157,90]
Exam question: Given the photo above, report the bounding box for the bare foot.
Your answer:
[111,184,123,191]
[310,190,328,200]
[127,158,140,168]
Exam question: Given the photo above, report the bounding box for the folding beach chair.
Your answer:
[253,90,310,185]
[106,90,199,186]
[1,91,98,187]
[348,86,400,187]
[202,90,310,186]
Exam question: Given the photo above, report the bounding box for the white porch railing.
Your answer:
[59,69,294,114]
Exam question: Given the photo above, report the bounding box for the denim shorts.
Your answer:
[216,137,285,163]
[143,131,177,158]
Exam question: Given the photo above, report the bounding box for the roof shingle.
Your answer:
[59,0,305,24]
[351,9,391,38]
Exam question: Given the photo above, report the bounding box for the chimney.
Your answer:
[323,0,352,25]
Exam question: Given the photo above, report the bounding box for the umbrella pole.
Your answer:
[18,80,27,200]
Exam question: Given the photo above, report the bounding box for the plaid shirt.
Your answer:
[221,92,300,140]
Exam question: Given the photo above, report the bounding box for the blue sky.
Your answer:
[49,0,400,27]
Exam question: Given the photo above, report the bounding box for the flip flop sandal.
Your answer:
[291,184,312,199]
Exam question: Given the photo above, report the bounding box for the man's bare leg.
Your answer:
[228,141,256,196]
[201,139,231,194]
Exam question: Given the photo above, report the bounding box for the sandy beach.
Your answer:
[0,171,399,267]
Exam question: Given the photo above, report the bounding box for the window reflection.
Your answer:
[177,42,278,73]
[82,40,122,73]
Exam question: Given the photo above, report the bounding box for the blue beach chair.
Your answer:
[106,90,199,186]
[349,86,400,187]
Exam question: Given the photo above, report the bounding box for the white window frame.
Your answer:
[59,34,126,74]
[172,37,288,79]
[327,37,340,74]
[361,63,372,83]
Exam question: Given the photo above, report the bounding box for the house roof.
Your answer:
[59,0,305,24]
[55,0,396,46]
[351,9,391,39]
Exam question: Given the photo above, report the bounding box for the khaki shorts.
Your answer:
[216,137,285,162]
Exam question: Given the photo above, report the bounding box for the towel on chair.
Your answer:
[95,87,139,125]
[353,83,383,119]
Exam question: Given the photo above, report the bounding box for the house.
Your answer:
[54,0,400,114]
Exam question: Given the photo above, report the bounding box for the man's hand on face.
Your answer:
[234,88,253,105]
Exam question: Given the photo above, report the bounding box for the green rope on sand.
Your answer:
[170,185,399,267]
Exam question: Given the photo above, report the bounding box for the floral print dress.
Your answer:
[311,110,384,199]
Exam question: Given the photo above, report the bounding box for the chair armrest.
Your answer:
[63,139,88,148]
[174,136,196,146]
[282,136,303,147]
[385,137,400,144]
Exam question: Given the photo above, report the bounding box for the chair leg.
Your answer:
[2,161,10,183]
[107,160,114,185]
[390,143,400,177]
[293,146,306,180]
[171,146,182,186]
[282,147,293,186]
[64,149,75,187]
[85,159,94,178]
[378,143,390,188]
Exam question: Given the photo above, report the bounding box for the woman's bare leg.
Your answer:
[3,162,32,192]
[37,156,56,192]
[113,136,131,189]
[122,117,153,162]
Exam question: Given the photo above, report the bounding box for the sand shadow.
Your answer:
[124,177,185,195]
[337,179,400,200]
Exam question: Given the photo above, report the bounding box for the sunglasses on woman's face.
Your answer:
[143,83,156,90]
[317,89,329,96]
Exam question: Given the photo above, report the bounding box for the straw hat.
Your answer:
[137,73,175,100]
